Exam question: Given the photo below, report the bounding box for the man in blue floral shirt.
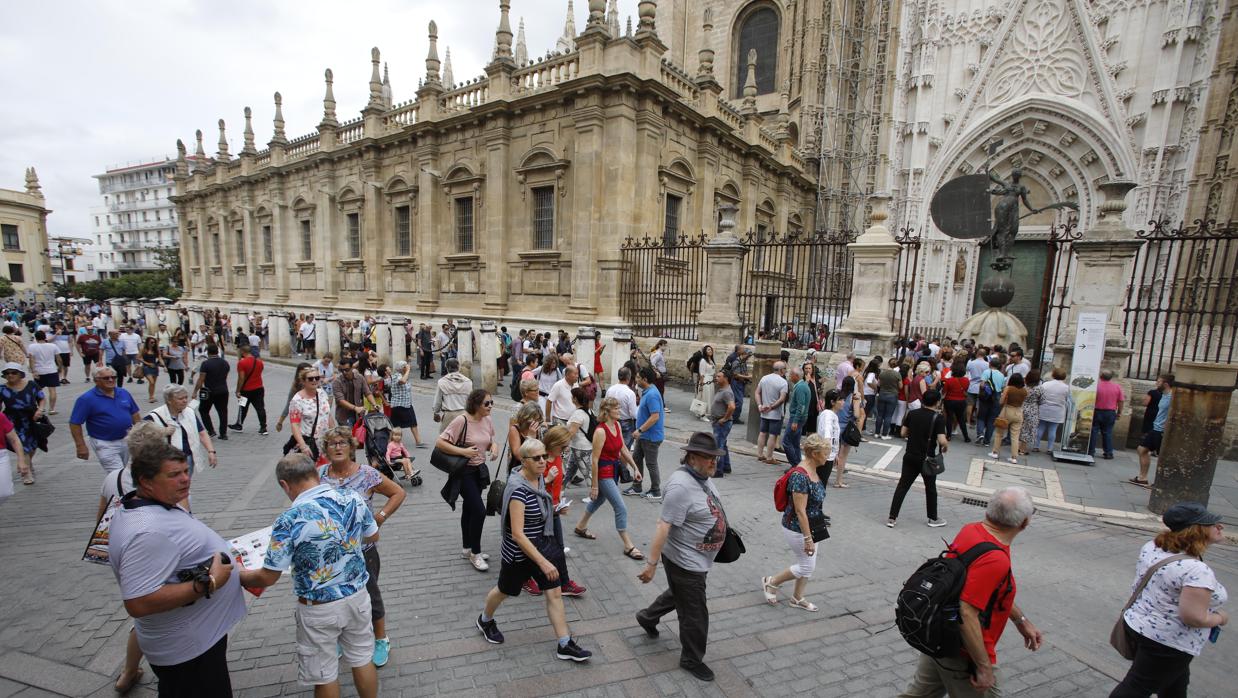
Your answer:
[240,453,380,698]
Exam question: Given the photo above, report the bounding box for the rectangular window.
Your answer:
[191,237,200,266]
[211,232,221,265]
[262,225,273,264]
[95,216,100,227]
[300,219,312,260]
[394,205,411,257]
[454,197,474,252]
[532,186,555,250]
[1,224,18,251]
[234,228,245,264]
[346,212,361,258]
[65,258,75,271]
[663,194,682,250]
[7,263,23,283]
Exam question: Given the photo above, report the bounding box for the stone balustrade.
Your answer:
[441,79,489,112]
[513,51,579,94]
[337,117,365,145]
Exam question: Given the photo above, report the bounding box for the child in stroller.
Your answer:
[386,427,421,485]
[361,411,422,486]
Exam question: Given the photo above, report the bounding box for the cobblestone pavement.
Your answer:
[1,363,1236,697]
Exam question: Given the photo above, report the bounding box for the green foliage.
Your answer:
[62,274,182,303]
[153,246,182,280]
[0,277,13,298]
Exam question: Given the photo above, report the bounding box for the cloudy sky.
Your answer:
[0,0,635,237]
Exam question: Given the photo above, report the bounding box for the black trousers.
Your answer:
[419,348,433,379]
[149,634,232,697]
[199,390,229,436]
[1110,623,1194,698]
[944,399,969,441]
[235,387,267,430]
[459,467,486,554]
[167,368,185,385]
[636,558,709,666]
[889,453,938,521]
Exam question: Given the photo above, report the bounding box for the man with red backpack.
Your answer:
[895,487,1043,697]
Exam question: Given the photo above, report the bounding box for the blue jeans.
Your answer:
[1036,420,1061,450]
[712,420,733,473]
[782,422,804,466]
[875,394,898,436]
[976,400,999,444]
[619,418,636,448]
[585,474,628,531]
[732,381,746,420]
[1089,409,1117,456]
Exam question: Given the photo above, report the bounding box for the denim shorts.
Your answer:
[760,417,783,435]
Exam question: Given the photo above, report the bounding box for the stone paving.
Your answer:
[1,363,1236,697]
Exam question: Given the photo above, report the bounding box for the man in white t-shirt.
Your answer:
[1004,349,1031,379]
[118,326,142,383]
[605,367,639,444]
[27,330,62,413]
[545,365,579,425]
[299,315,317,357]
[92,314,109,332]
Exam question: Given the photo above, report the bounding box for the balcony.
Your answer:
[113,260,161,272]
[111,219,176,233]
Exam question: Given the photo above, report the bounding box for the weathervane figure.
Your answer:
[981,168,1078,271]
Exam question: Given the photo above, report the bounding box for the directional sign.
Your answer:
[930,174,992,239]
[1062,311,1108,456]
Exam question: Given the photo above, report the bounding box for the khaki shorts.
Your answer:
[294,589,374,685]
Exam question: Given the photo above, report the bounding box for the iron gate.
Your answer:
[889,227,922,340]
[1031,221,1083,368]
[618,233,710,340]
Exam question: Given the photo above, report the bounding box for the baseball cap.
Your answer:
[1162,502,1223,532]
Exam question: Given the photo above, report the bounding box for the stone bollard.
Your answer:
[1148,361,1238,513]
[456,319,474,382]
[389,317,408,368]
[479,321,498,394]
[609,328,633,387]
[576,326,596,379]
[112,301,127,329]
[745,339,784,444]
[372,318,392,366]
[269,313,288,357]
[322,314,340,360]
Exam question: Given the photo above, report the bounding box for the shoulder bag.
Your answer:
[1110,553,1192,659]
[922,414,946,478]
[283,392,321,457]
[430,416,471,476]
[685,468,745,563]
[841,418,863,448]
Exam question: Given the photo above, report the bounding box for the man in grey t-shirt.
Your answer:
[756,362,788,463]
[708,372,735,476]
[637,433,729,683]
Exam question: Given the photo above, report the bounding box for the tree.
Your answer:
[0,277,12,298]
[153,246,182,284]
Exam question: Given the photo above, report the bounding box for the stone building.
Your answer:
[0,169,54,298]
[171,0,820,327]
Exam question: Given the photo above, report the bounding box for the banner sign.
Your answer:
[1064,311,1107,453]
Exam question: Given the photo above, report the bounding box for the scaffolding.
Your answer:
[813,0,894,233]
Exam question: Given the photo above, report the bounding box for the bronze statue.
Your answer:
[981,168,1078,271]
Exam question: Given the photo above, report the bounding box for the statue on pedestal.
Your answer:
[981,168,1078,272]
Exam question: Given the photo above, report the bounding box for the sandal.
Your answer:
[761,576,780,605]
[788,597,819,612]
[573,528,597,540]
[624,547,645,560]
[115,667,143,694]
[21,474,34,485]
[1128,477,1151,488]
[833,482,849,488]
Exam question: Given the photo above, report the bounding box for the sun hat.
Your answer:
[1,362,26,376]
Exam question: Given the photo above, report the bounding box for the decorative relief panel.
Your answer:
[985,0,1087,106]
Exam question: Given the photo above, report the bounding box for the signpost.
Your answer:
[1053,311,1107,464]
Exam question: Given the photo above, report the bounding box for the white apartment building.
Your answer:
[92,157,181,277]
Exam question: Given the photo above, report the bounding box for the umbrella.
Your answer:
[55,296,66,302]
[149,297,173,303]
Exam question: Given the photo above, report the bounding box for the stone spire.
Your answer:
[194,128,208,170]
[636,0,656,37]
[425,21,442,85]
[606,0,619,36]
[216,119,230,160]
[242,107,257,155]
[494,0,514,60]
[741,49,758,113]
[366,47,384,111]
[271,92,288,145]
[322,68,339,126]
[626,16,632,37]
[697,8,715,78]
[443,48,454,87]
[515,18,528,65]
[175,139,189,177]
[556,0,577,53]
[23,167,40,196]
[382,63,392,108]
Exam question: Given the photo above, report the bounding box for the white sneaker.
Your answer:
[987,452,1000,459]
[927,518,948,528]
[886,519,896,528]
[470,554,490,571]
[463,550,490,561]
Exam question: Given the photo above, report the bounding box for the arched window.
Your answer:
[734,5,779,98]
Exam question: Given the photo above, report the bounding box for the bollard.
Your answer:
[1148,361,1238,513]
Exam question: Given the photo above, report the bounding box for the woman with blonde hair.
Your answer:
[761,432,830,611]
[507,400,544,474]
[573,397,644,559]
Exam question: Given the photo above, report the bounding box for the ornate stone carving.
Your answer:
[985,0,1086,106]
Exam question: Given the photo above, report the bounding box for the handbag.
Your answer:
[686,468,745,563]
[485,464,505,516]
[1110,553,1192,659]
[689,398,707,418]
[994,416,1010,430]
[808,512,830,543]
[430,416,470,475]
[922,414,946,478]
[842,419,862,447]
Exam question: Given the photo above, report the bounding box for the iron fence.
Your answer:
[1123,220,1238,380]
[1032,221,1083,368]
[890,227,922,340]
[735,228,857,351]
[618,232,710,340]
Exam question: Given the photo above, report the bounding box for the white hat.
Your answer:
[2,362,26,376]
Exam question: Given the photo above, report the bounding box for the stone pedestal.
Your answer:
[372,319,392,366]
[322,314,340,360]
[269,314,289,357]
[125,302,139,327]
[479,320,498,394]
[389,318,408,368]
[576,327,596,379]
[1148,361,1238,513]
[456,319,474,382]
[188,307,204,334]
[609,328,633,387]
[745,339,783,444]
[143,306,159,336]
[697,203,746,347]
[111,301,126,329]
[232,309,250,337]
[830,197,899,364]
[958,308,1028,349]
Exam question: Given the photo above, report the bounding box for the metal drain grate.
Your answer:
[961,497,988,508]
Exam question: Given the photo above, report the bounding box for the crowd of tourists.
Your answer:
[0,300,1225,698]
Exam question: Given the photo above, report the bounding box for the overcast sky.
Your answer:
[0,0,635,238]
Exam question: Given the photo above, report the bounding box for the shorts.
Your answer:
[1141,430,1163,451]
[390,405,416,428]
[294,589,374,686]
[142,366,159,377]
[59,352,70,368]
[36,373,60,389]
[760,417,784,435]
[497,547,566,597]
[83,353,99,365]
[966,393,979,407]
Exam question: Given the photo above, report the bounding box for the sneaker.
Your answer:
[733,419,745,425]
[373,638,391,667]
[622,486,642,496]
[523,579,542,596]
[886,519,896,528]
[555,638,592,662]
[680,660,715,682]
[228,424,243,432]
[569,476,584,486]
[217,433,228,441]
[476,615,504,644]
[462,550,491,561]
[987,452,999,459]
[664,407,672,413]
[470,554,490,572]
[927,518,948,528]
[561,580,587,597]
[258,428,270,436]
[642,491,662,501]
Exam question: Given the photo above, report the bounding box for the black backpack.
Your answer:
[895,541,1012,658]
[686,350,703,374]
[585,410,598,440]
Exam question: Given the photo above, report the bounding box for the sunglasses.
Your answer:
[96,376,117,380]
[1,371,19,377]
[525,453,548,461]
[483,400,494,407]
[305,375,322,381]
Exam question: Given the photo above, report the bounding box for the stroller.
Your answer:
[361,410,422,487]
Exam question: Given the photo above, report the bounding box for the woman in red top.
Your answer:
[573,397,644,560]
[941,359,971,442]
[592,333,605,391]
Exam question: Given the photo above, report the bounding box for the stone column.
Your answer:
[269,313,289,357]
[372,318,392,366]
[232,309,250,337]
[455,319,474,382]
[1052,182,1142,447]
[140,305,156,336]
[323,314,341,359]
[188,306,204,334]
[126,302,139,327]
[576,327,596,378]
[479,320,498,394]
[1148,361,1238,513]
[389,317,408,368]
[830,196,899,364]
[609,327,633,387]
[696,203,746,347]
[111,301,126,329]
[745,338,783,444]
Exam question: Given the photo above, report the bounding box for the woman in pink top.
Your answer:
[436,389,499,571]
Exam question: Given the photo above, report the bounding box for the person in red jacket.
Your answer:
[230,344,268,435]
